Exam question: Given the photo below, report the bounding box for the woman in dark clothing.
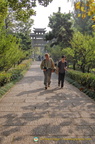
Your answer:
[58,55,67,88]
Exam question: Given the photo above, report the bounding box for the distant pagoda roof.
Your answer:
[33,28,46,32]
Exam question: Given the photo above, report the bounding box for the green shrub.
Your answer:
[17,64,27,70]
[9,69,21,80]
[66,76,95,101]
[0,59,32,87]
[0,72,12,86]
[66,69,95,91]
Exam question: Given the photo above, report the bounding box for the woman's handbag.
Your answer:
[55,67,58,74]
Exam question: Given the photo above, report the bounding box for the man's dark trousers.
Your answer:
[58,72,65,87]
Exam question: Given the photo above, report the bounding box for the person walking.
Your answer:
[40,53,55,90]
[38,55,41,61]
[58,55,67,88]
[41,56,44,60]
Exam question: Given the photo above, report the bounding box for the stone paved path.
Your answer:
[0,61,95,144]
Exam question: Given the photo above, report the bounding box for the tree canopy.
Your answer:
[45,12,73,47]
[72,8,93,35]
[62,31,95,72]
[73,0,95,29]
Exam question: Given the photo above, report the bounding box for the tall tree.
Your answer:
[68,0,95,29]
[46,12,73,47]
[15,18,34,58]
[45,44,62,61]
[0,0,8,28]
[0,0,53,28]
[0,30,24,71]
[72,8,93,35]
[62,31,95,72]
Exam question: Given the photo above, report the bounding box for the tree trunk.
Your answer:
[87,67,90,73]
[80,63,85,73]
[81,65,85,73]
[73,62,76,70]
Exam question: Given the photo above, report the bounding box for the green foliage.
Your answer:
[14,19,34,34]
[66,69,95,91]
[66,75,95,100]
[0,3,33,71]
[45,44,62,61]
[45,31,54,41]
[17,33,32,50]
[7,0,35,22]
[0,82,13,98]
[0,72,12,86]
[38,0,53,6]
[0,59,32,87]
[0,0,8,27]
[63,31,95,72]
[46,12,73,47]
[7,0,53,22]
[72,8,93,35]
[0,0,53,29]
[0,30,25,71]
[16,32,33,58]
[0,59,32,98]
[62,47,74,63]
[91,68,95,73]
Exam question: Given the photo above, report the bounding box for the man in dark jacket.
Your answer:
[58,55,67,88]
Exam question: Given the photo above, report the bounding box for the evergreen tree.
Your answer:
[46,12,73,47]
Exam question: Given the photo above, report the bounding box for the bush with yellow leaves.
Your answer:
[74,0,95,29]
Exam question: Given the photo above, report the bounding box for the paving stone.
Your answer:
[90,136,95,143]
[0,61,95,144]
[70,126,94,136]
[79,111,95,118]
[90,126,95,135]
[1,97,25,103]
[39,136,77,144]
[0,126,20,137]
[71,104,95,111]
[74,118,95,126]
[0,106,34,112]
[76,136,93,144]
[12,135,40,144]
[0,135,13,144]
[0,125,47,138]
[64,126,84,136]
[0,111,35,118]
[25,98,46,103]
[0,103,14,106]
[48,111,80,118]
[81,126,94,136]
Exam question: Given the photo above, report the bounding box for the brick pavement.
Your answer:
[0,61,95,144]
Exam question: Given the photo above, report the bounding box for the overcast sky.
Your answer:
[31,0,73,32]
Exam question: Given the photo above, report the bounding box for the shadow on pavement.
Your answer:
[0,62,95,144]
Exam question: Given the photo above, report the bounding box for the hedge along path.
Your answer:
[0,59,32,99]
[0,61,95,144]
[66,69,95,94]
[0,71,25,100]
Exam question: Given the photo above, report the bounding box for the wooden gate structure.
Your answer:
[30,28,47,48]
